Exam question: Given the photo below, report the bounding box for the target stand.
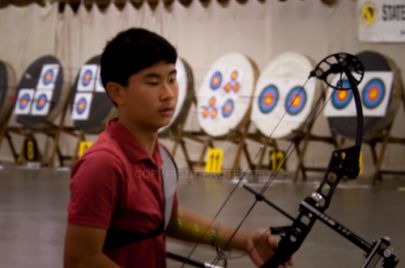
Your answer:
[3,56,73,168]
[0,60,17,165]
[191,53,259,176]
[325,51,405,184]
[251,52,338,181]
[365,71,405,184]
[57,55,116,166]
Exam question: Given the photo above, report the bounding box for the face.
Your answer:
[107,61,179,132]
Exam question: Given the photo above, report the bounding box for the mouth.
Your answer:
[159,107,175,116]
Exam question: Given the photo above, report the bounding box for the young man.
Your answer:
[64,28,289,268]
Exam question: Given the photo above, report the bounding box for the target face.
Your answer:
[197,53,255,137]
[210,71,223,90]
[331,81,353,109]
[78,64,97,92]
[72,93,93,120]
[82,70,93,87]
[251,52,320,139]
[362,78,385,109]
[258,85,279,114]
[285,87,306,115]
[35,94,48,110]
[77,97,88,115]
[14,89,34,115]
[36,64,59,90]
[222,99,234,118]
[31,90,52,116]
[325,50,397,142]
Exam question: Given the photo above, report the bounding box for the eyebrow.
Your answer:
[143,68,177,79]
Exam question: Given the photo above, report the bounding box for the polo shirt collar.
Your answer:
[106,119,163,167]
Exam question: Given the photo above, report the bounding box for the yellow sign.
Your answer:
[359,150,364,176]
[205,148,224,174]
[23,138,39,161]
[269,151,286,171]
[361,1,377,26]
[78,141,93,158]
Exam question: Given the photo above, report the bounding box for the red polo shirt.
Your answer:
[68,119,176,268]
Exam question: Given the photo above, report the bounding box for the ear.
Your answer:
[106,82,125,106]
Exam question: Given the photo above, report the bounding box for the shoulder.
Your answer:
[71,134,127,183]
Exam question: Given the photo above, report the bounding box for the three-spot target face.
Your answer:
[251,52,320,139]
[198,53,256,137]
[362,78,385,109]
[258,85,279,114]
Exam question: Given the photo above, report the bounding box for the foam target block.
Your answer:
[251,52,321,139]
[198,53,257,137]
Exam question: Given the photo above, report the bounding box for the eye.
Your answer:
[145,80,159,86]
[168,75,177,83]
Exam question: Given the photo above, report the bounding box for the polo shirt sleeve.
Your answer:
[68,149,124,229]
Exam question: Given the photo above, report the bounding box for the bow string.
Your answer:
[177,53,399,268]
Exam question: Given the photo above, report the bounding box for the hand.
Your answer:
[246,228,293,268]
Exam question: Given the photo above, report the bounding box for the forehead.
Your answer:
[139,61,176,77]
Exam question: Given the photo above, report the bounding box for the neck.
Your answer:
[118,117,158,157]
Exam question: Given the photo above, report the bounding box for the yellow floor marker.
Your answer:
[78,141,93,158]
[205,148,224,174]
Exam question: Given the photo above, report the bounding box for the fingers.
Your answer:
[267,233,278,249]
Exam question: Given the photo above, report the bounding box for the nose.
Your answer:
[161,81,178,101]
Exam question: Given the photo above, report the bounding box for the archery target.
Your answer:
[197,53,257,137]
[285,86,307,115]
[72,93,93,120]
[71,55,115,133]
[0,60,17,125]
[36,64,59,91]
[326,51,402,141]
[15,56,67,130]
[331,80,353,110]
[78,64,97,92]
[362,78,385,109]
[14,89,34,115]
[31,89,53,116]
[251,52,321,139]
[159,58,194,133]
[258,85,279,114]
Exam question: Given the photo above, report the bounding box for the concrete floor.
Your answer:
[0,163,404,268]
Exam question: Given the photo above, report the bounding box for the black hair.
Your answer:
[100,28,177,89]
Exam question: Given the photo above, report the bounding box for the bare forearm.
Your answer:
[166,207,251,252]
